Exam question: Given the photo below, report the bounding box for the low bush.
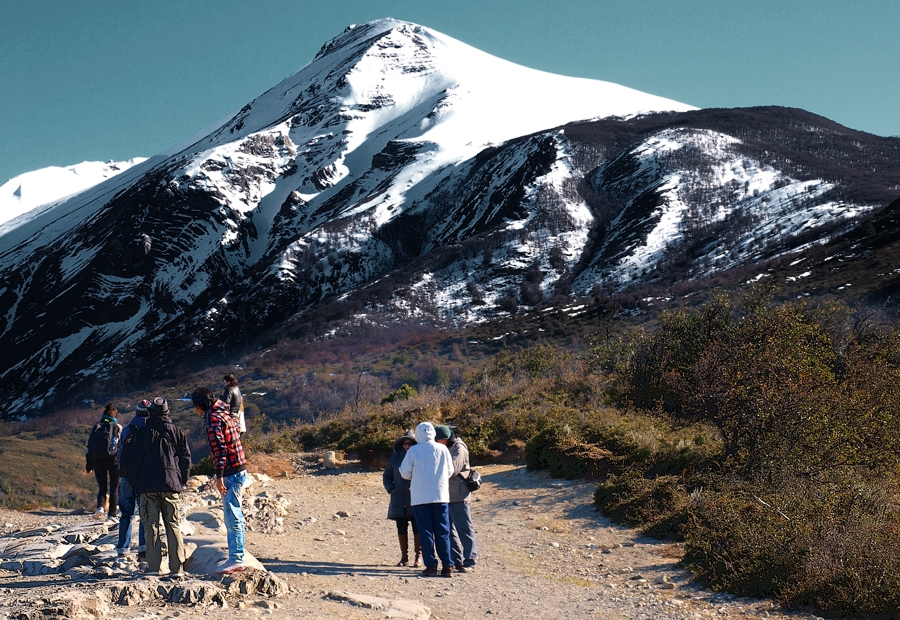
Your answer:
[683,476,900,615]
[594,472,691,539]
[190,455,215,477]
[525,425,621,480]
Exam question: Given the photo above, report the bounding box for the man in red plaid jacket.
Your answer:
[192,387,249,575]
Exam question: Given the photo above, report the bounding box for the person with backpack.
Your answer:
[434,425,478,572]
[221,374,246,434]
[85,402,122,521]
[192,387,249,575]
[115,399,150,556]
[121,397,191,577]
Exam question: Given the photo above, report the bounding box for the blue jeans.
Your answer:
[412,502,451,569]
[223,470,247,563]
[117,477,144,550]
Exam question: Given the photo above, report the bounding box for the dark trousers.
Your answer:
[412,502,451,569]
[393,517,419,535]
[92,457,119,513]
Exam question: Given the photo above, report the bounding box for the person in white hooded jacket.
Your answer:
[399,422,454,577]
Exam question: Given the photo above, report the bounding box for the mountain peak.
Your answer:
[312,18,419,62]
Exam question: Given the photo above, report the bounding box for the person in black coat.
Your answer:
[121,397,191,577]
[382,431,421,566]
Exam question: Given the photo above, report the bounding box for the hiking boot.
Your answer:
[421,565,438,577]
[454,564,468,573]
[215,560,246,575]
[441,565,453,578]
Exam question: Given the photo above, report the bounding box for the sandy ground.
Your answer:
[0,455,822,620]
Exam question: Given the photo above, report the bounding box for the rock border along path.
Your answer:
[0,457,822,620]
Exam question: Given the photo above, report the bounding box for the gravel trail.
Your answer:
[0,457,820,619]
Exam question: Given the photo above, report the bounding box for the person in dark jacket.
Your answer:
[383,431,421,567]
[115,399,150,556]
[85,402,122,521]
[221,373,246,434]
[121,397,191,577]
[435,425,479,571]
[193,387,249,575]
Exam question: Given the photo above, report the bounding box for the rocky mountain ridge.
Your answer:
[1,19,899,416]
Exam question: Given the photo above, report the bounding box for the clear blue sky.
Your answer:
[1,0,897,183]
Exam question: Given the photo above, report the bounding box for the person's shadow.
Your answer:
[256,557,413,578]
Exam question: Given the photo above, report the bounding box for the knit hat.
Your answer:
[434,425,452,441]
[136,399,151,416]
[149,397,169,415]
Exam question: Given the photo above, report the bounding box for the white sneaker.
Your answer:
[214,560,245,575]
[91,508,105,520]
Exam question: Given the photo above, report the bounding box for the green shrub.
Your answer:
[525,425,571,471]
[525,425,620,480]
[682,476,900,615]
[190,455,215,476]
[594,472,690,539]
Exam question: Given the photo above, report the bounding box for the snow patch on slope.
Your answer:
[0,158,147,226]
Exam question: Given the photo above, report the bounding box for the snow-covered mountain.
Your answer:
[1,19,899,416]
[0,158,147,226]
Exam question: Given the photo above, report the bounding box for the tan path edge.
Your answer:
[0,459,823,620]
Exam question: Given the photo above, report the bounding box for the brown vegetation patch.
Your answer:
[248,454,295,478]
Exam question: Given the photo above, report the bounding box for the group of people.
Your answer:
[383,422,479,577]
[85,376,248,577]
[88,378,478,580]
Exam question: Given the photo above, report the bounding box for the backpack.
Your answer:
[87,420,121,457]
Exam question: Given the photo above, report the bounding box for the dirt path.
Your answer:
[0,457,819,619]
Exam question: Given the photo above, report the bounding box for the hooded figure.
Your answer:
[399,422,454,577]
[383,430,421,566]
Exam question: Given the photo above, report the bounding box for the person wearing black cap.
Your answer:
[121,397,191,577]
[115,399,150,556]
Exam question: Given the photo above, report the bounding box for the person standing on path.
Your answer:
[115,399,150,556]
[121,397,191,577]
[192,387,249,575]
[221,374,246,435]
[399,422,454,577]
[383,430,422,567]
[434,425,478,572]
[85,403,122,521]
